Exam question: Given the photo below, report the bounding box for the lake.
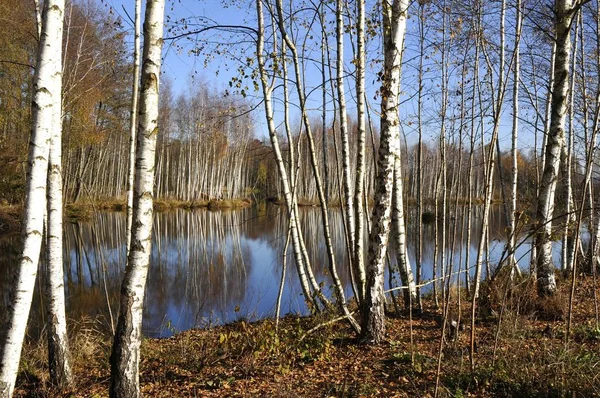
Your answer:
[0,203,561,338]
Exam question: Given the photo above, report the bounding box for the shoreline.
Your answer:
[13,275,600,397]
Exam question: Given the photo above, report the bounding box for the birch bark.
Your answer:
[0,0,65,395]
[536,0,578,296]
[508,0,522,274]
[353,0,367,305]
[336,0,356,287]
[361,0,409,344]
[109,1,165,396]
[46,49,72,388]
[126,0,142,256]
[255,0,318,311]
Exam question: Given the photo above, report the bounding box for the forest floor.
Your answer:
[13,274,600,397]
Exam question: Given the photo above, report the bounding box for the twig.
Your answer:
[298,312,356,343]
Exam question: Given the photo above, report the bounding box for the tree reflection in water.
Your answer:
[0,204,562,338]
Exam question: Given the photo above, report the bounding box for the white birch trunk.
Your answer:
[109,1,165,396]
[0,0,65,395]
[562,14,580,272]
[392,156,416,305]
[255,0,317,311]
[508,0,522,274]
[536,0,576,296]
[274,0,356,328]
[46,43,72,388]
[361,0,409,344]
[126,0,142,256]
[336,0,357,286]
[353,0,367,305]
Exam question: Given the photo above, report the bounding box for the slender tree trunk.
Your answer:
[255,0,318,311]
[354,0,367,305]
[274,0,358,330]
[109,1,165,396]
[470,0,509,368]
[508,0,523,274]
[46,60,72,388]
[336,0,356,274]
[562,13,580,272]
[361,0,409,345]
[392,155,417,306]
[126,0,142,256]
[416,1,426,309]
[536,0,577,296]
[0,1,65,395]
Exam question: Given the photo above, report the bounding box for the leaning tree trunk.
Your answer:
[109,1,165,396]
[536,0,577,296]
[336,0,356,280]
[361,0,409,345]
[274,0,358,331]
[255,0,318,311]
[0,1,65,396]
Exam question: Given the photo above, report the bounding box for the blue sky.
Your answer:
[106,0,248,95]
[102,0,542,152]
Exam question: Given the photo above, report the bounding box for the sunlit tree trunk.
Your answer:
[508,0,523,274]
[392,155,416,306]
[274,0,358,330]
[109,1,165,396]
[320,4,330,204]
[46,57,72,388]
[0,0,65,395]
[361,0,409,344]
[561,14,580,272]
[531,41,556,274]
[126,0,142,256]
[336,0,356,274]
[255,0,318,311]
[470,0,509,368]
[536,0,578,296]
[353,0,367,305]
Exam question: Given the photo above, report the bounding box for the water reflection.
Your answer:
[0,204,563,338]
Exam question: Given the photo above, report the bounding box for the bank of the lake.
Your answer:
[1,204,556,341]
[13,275,600,397]
[0,198,255,232]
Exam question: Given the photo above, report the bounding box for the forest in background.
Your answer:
[0,0,572,207]
[2,0,600,396]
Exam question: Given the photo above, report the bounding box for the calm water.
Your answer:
[0,204,562,338]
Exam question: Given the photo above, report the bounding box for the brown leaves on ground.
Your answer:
[14,275,600,397]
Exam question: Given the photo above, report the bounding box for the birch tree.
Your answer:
[0,0,65,395]
[255,0,319,312]
[126,0,142,255]
[353,0,367,305]
[46,36,72,389]
[109,0,165,396]
[536,0,585,296]
[507,0,523,274]
[335,0,357,299]
[361,0,410,344]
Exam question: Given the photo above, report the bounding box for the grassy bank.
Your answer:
[0,198,254,232]
[14,275,600,397]
[63,197,253,221]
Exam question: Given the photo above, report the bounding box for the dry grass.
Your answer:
[13,276,600,397]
